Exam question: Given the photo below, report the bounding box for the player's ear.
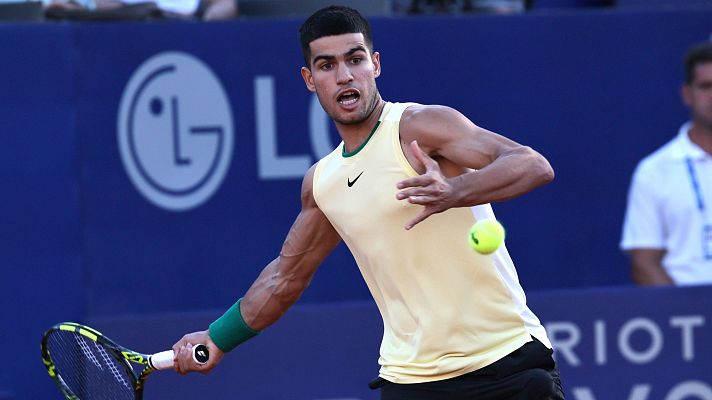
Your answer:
[372,51,381,78]
[301,67,316,92]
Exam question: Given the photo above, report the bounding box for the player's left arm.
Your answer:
[396,105,554,229]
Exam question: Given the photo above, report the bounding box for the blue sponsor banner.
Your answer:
[0,23,83,400]
[77,285,712,400]
[74,10,712,317]
[536,285,712,400]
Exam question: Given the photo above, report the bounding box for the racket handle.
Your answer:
[149,350,174,370]
[149,344,210,370]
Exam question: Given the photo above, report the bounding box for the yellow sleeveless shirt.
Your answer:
[313,102,551,383]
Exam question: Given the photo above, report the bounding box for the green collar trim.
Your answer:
[342,120,381,158]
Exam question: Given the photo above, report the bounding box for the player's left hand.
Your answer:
[396,140,458,230]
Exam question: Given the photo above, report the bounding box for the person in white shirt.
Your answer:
[621,41,712,286]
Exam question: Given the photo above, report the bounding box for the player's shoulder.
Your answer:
[313,143,343,168]
[401,103,461,124]
[399,103,468,137]
[301,162,320,205]
[311,145,342,187]
[303,162,318,188]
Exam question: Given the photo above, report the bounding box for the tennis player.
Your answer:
[173,5,564,399]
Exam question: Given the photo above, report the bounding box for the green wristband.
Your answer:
[209,298,260,353]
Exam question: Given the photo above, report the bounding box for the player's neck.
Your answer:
[337,98,386,153]
[688,121,712,156]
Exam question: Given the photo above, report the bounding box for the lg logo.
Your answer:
[118,51,234,211]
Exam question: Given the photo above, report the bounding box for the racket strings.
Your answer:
[76,335,102,370]
[46,331,136,400]
[94,342,131,390]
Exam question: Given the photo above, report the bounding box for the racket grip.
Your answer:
[149,350,175,370]
[149,344,210,370]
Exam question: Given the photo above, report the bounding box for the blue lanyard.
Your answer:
[685,157,705,212]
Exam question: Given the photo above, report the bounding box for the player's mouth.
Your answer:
[336,89,361,109]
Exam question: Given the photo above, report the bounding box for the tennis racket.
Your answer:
[41,322,209,399]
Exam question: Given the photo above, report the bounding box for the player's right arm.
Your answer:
[240,164,342,329]
[173,164,342,374]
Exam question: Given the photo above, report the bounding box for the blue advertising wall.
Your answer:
[0,25,83,399]
[1,6,712,399]
[83,286,712,400]
[537,286,712,400]
[76,9,712,317]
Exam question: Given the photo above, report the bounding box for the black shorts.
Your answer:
[370,338,565,400]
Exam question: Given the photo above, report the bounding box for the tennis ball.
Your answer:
[468,219,505,255]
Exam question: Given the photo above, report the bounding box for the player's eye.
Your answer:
[319,63,333,71]
[351,57,362,64]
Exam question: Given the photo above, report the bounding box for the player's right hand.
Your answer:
[172,330,225,375]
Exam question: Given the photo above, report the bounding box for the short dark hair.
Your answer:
[684,41,712,84]
[299,5,373,67]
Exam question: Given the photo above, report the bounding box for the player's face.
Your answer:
[683,62,712,130]
[301,33,381,126]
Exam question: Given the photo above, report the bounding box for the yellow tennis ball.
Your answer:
[468,219,505,254]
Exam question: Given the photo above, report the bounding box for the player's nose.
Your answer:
[336,63,353,85]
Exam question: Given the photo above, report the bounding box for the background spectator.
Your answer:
[621,41,712,286]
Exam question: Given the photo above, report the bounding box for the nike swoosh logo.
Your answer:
[347,171,364,187]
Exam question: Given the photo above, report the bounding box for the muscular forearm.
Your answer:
[240,256,314,330]
[178,253,322,370]
[452,146,554,207]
